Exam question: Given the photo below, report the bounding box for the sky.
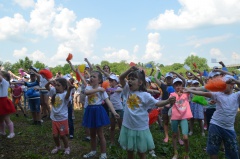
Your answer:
[0,0,240,68]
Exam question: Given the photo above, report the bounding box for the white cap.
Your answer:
[192,80,200,84]
[173,78,183,84]
[109,74,119,82]
[187,79,192,83]
[165,72,173,78]
[145,77,151,83]
[63,74,72,80]
[208,71,221,78]
[223,75,234,82]
[85,64,90,68]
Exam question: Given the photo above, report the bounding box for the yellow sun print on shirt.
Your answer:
[53,96,62,108]
[88,94,98,105]
[127,94,140,110]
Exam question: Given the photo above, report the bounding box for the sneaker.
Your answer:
[149,150,157,157]
[99,154,107,159]
[51,146,61,154]
[82,136,91,141]
[204,125,207,130]
[7,133,15,138]
[69,135,74,139]
[64,147,70,155]
[188,131,193,136]
[83,151,96,158]
[172,154,178,159]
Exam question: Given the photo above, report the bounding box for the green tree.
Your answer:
[184,55,209,71]
[2,61,12,71]
[33,61,47,70]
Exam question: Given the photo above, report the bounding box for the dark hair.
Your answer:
[1,71,10,82]
[103,65,110,72]
[92,70,103,84]
[128,70,147,92]
[51,78,68,105]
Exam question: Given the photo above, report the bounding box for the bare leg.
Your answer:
[137,152,146,159]
[96,127,106,153]
[90,128,97,151]
[127,151,134,159]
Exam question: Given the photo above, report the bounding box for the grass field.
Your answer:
[1,108,240,159]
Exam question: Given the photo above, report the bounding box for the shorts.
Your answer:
[52,119,69,136]
[28,98,40,112]
[207,124,239,158]
[171,119,189,135]
[161,106,170,115]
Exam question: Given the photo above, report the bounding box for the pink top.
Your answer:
[12,86,22,97]
[170,92,192,120]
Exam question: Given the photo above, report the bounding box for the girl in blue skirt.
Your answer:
[82,70,119,159]
[118,66,176,159]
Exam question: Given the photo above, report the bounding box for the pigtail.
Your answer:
[51,94,56,105]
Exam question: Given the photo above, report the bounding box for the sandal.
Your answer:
[51,146,61,154]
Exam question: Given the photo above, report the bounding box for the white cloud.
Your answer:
[102,49,138,63]
[148,0,240,30]
[30,50,47,62]
[133,45,139,53]
[13,47,28,57]
[0,13,28,40]
[52,8,76,40]
[143,33,163,62]
[183,34,232,48]
[102,47,116,52]
[29,0,56,37]
[131,27,136,31]
[209,48,227,62]
[232,52,240,60]
[190,52,197,56]
[14,0,35,9]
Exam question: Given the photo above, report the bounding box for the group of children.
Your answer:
[0,59,240,159]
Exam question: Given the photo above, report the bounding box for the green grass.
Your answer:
[1,109,240,159]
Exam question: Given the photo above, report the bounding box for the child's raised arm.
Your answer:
[184,88,212,98]
[84,58,93,73]
[85,87,105,95]
[75,68,87,86]
[96,65,110,78]
[119,66,138,88]
[66,60,76,73]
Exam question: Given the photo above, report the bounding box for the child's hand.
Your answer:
[96,65,101,71]
[208,100,216,105]
[130,66,138,72]
[84,58,88,62]
[98,87,105,92]
[183,88,190,93]
[168,96,176,105]
[114,113,120,119]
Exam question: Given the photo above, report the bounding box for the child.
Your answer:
[82,70,119,159]
[170,78,192,159]
[0,71,16,138]
[45,78,73,155]
[106,74,123,146]
[189,80,205,136]
[11,81,27,117]
[184,75,240,159]
[118,66,176,159]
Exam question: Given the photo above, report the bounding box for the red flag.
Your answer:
[193,63,197,69]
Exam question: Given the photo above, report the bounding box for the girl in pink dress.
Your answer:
[170,78,192,159]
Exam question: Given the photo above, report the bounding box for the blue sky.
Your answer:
[0,0,239,68]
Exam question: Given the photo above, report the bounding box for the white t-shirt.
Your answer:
[210,91,240,130]
[122,83,159,130]
[85,86,108,105]
[49,87,70,121]
[0,78,9,97]
[109,87,123,110]
[40,75,48,88]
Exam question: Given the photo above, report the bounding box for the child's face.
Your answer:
[55,81,64,93]
[109,79,117,87]
[224,83,234,94]
[165,77,173,85]
[192,83,199,87]
[173,82,183,92]
[90,72,100,86]
[128,76,142,91]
